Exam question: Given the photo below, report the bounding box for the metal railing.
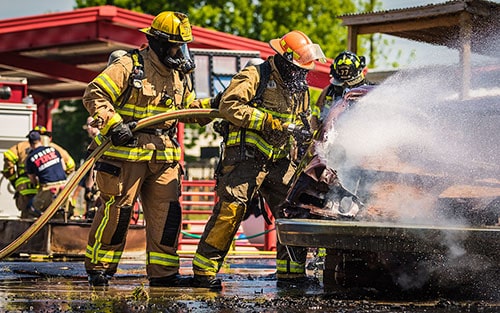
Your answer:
[178,179,276,252]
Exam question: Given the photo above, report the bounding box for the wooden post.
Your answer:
[459,11,472,100]
[347,26,359,53]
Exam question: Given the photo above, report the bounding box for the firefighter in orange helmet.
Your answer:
[82,11,212,287]
[191,30,326,289]
[2,125,75,218]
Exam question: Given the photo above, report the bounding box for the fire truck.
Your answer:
[0,77,37,218]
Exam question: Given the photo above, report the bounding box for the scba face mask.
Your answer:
[164,43,196,74]
[148,36,196,74]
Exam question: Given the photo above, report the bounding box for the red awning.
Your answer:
[0,5,330,102]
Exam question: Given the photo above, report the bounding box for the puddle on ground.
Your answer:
[0,259,498,312]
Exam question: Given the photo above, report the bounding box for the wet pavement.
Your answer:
[0,256,499,312]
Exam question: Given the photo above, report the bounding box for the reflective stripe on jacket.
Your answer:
[3,140,74,191]
[219,56,309,160]
[83,47,206,162]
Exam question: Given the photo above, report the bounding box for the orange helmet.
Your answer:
[269,30,326,70]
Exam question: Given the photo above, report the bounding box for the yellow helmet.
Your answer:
[140,11,193,43]
[32,125,52,143]
[33,125,47,134]
[269,30,326,70]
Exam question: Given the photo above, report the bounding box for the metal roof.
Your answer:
[339,0,500,57]
[0,5,330,102]
[339,0,500,99]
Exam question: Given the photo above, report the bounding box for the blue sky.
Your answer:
[0,0,74,19]
[0,1,498,70]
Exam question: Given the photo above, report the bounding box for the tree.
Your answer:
[69,0,386,163]
[52,100,93,166]
[75,0,384,60]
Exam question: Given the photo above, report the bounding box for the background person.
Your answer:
[2,126,75,218]
[72,116,101,220]
[25,130,69,219]
[311,51,372,130]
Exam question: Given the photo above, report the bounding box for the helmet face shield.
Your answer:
[294,43,326,69]
[269,30,326,70]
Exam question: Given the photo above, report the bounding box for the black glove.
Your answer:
[109,121,136,146]
[84,187,100,202]
[210,92,223,109]
[286,123,312,143]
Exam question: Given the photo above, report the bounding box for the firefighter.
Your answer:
[311,50,372,130]
[82,11,212,287]
[72,52,127,220]
[25,130,69,219]
[72,116,101,221]
[191,30,326,289]
[2,125,75,218]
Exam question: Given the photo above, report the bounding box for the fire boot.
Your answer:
[192,274,222,290]
[149,274,193,287]
[88,270,112,287]
[277,275,321,289]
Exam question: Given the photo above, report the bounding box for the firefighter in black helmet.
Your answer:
[311,51,373,130]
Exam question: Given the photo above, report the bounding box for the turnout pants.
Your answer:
[192,147,307,279]
[85,160,182,279]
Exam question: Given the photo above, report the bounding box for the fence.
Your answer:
[178,179,276,252]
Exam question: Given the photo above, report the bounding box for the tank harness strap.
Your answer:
[239,61,272,160]
[117,49,145,108]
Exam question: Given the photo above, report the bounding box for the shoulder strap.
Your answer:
[117,49,145,108]
[248,61,271,106]
[255,61,271,100]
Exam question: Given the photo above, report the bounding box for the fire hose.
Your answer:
[0,108,221,260]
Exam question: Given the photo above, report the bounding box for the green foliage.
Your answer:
[51,100,92,166]
[309,87,322,105]
[70,0,395,160]
[75,0,388,60]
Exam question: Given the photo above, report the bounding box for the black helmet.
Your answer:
[330,51,366,86]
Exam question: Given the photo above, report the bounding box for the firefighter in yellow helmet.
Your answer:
[82,11,212,287]
[191,30,326,289]
[2,126,75,218]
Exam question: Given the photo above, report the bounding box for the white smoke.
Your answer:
[317,64,499,225]
[315,55,500,294]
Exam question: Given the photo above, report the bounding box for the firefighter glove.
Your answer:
[84,187,100,202]
[263,113,283,132]
[109,121,136,146]
[287,124,313,143]
[210,92,223,109]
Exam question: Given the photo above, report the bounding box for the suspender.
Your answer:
[117,49,145,108]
